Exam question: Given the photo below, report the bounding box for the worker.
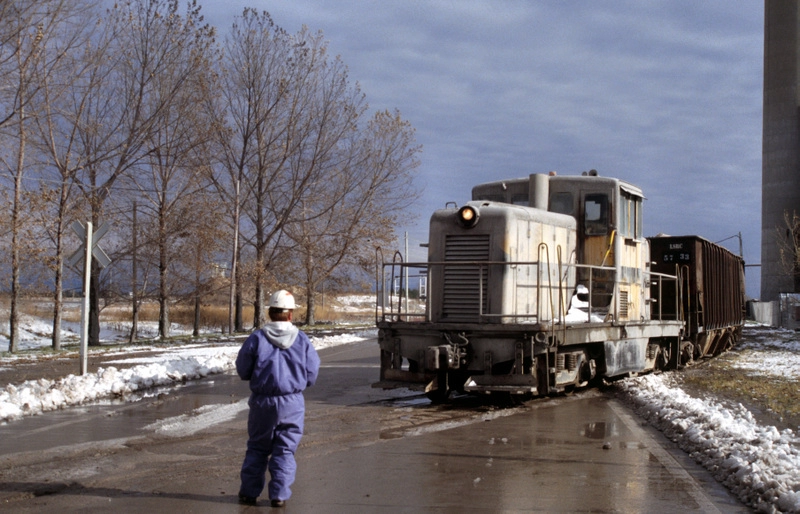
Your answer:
[236,290,320,508]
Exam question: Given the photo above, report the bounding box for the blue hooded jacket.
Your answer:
[236,321,320,397]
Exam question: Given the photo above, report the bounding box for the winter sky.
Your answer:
[201,1,764,296]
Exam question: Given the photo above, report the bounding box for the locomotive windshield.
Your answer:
[584,193,609,235]
[550,192,574,216]
[511,194,529,205]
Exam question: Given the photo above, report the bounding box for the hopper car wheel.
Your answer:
[720,331,734,353]
[680,341,694,366]
[656,346,669,370]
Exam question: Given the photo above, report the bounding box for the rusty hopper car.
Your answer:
[375,172,685,401]
[648,235,745,362]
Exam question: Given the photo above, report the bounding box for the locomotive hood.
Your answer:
[261,321,299,349]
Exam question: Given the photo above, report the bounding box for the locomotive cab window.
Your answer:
[619,192,643,240]
[511,194,529,205]
[475,194,504,203]
[583,193,609,235]
[550,192,574,216]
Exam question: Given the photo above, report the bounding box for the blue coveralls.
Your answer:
[236,322,320,501]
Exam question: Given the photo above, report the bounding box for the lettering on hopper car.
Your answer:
[662,252,691,263]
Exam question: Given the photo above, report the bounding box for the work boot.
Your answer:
[238,494,257,506]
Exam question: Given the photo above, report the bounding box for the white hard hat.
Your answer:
[268,290,296,310]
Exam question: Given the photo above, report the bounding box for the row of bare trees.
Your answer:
[0,0,421,351]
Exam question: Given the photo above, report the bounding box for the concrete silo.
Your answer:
[762,0,800,300]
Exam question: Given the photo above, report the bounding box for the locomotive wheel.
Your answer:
[490,391,525,406]
[425,387,450,404]
[425,371,451,403]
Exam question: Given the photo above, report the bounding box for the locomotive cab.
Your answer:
[474,172,650,322]
[548,174,648,322]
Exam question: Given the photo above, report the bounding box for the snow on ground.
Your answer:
[336,295,376,313]
[0,327,376,424]
[4,300,800,512]
[616,327,800,513]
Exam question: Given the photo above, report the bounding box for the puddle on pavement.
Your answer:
[582,421,608,439]
[0,371,249,456]
[390,396,431,407]
[581,420,620,440]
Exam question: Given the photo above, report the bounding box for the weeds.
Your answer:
[6,295,376,338]
[677,347,800,429]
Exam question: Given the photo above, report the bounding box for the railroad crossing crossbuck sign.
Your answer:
[68,221,111,376]
[67,221,111,269]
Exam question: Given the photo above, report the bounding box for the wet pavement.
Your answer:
[0,373,247,456]
[293,393,748,513]
[0,340,751,513]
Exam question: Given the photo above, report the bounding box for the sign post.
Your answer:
[79,223,92,376]
[68,221,111,375]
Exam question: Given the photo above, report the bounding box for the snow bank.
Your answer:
[617,373,800,513]
[311,330,375,350]
[0,329,375,423]
[0,346,238,422]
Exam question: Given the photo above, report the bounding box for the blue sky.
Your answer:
[202,1,764,296]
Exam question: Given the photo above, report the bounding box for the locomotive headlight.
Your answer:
[457,205,480,228]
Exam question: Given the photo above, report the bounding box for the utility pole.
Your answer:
[405,232,409,313]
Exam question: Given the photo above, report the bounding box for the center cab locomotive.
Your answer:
[375,171,687,401]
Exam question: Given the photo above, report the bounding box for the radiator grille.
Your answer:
[619,289,629,319]
[442,234,490,320]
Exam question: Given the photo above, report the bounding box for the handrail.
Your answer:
[647,269,683,322]
[679,264,691,332]
[374,246,384,323]
[376,258,680,325]
[538,243,555,323]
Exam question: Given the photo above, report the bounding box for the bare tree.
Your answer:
[175,189,227,337]
[28,1,97,350]
[123,10,218,339]
[285,109,421,324]
[0,0,90,352]
[217,12,374,328]
[211,9,289,332]
[66,0,217,345]
[778,210,800,293]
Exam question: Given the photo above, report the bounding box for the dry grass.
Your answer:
[101,302,259,332]
[7,294,375,335]
[676,349,800,430]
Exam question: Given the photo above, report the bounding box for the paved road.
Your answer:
[0,339,750,512]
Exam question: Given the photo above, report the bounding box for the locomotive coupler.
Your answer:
[426,332,470,370]
[426,345,456,370]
